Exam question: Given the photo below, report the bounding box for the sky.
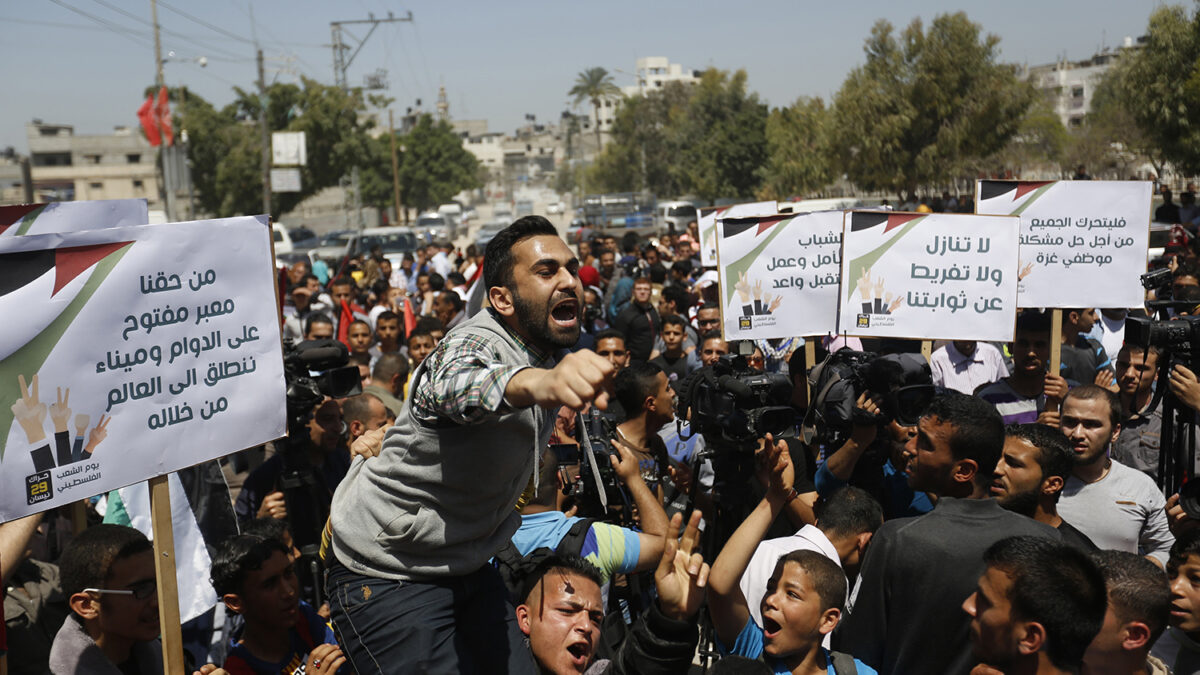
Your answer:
[0,1,1167,152]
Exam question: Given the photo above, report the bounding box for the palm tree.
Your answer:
[569,67,621,154]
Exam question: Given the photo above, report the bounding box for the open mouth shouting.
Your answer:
[565,639,592,669]
[551,297,580,329]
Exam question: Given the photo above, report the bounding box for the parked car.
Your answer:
[475,218,510,250]
[546,201,565,215]
[272,223,294,255]
[306,230,356,264]
[416,212,451,242]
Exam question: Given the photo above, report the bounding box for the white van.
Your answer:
[657,201,698,233]
[272,222,294,255]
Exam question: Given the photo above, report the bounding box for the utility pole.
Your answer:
[257,49,271,217]
[389,110,402,225]
[330,12,412,229]
[151,0,164,87]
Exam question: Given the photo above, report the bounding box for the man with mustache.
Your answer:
[326,216,616,673]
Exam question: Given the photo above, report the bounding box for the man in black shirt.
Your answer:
[991,423,1098,552]
[650,315,691,384]
[1157,188,1182,224]
[840,393,1060,674]
[613,277,660,363]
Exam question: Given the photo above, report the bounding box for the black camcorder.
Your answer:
[804,350,939,443]
[676,353,794,450]
[283,339,362,427]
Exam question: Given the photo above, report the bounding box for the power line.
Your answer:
[46,0,154,48]
[86,0,250,62]
[155,0,253,44]
[0,15,146,33]
[409,21,439,97]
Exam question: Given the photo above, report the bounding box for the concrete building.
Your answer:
[26,121,159,205]
[586,57,701,141]
[1021,36,1144,129]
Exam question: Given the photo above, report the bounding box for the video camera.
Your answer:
[676,352,794,452]
[282,339,362,428]
[278,338,361,608]
[804,350,938,443]
[551,407,630,523]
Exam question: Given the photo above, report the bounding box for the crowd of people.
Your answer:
[8,211,1200,675]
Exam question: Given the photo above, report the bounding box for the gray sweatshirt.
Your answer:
[329,309,554,580]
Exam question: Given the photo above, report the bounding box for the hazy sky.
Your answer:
[1,1,1165,152]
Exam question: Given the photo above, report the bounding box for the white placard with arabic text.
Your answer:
[974,180,1150,308]
[716,211,842,339]
[837,211,1020,341]
[0,216,285,522]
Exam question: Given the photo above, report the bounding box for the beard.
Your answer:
[997,488,1040,517]
[511,287,580,349]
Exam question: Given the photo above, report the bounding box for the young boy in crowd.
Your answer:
[1152,530,1200,671]
[210,534,344,674]
[49,524,163,674]
[708,440,875,674]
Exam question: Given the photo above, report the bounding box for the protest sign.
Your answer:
[698,200,777,266]
[837,211,1020,341]
[0,215,285,522]
[716,211,842,340]
[974,180,1151,308]
[0,199,148,237]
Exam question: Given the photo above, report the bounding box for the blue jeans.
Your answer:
[326,558,535,674]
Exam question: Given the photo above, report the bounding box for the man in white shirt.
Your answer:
[930,341,1009,395]
[1056,386,1175,566]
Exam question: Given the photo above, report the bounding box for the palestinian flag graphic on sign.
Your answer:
[0,241,134,457]
[843,212,928,303]
[720,214,794,305]
[976,180,1058,216]
[0,204,49,237]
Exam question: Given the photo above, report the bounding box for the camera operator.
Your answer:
[234,397,349,528]
[325,216,615,673]
[814,393,932,520]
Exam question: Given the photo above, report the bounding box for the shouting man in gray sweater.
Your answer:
[326,216,615,674]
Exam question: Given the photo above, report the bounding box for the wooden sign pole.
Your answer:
[149,475,186,675]
[1048,309,1063,414]
[804,340,816,399]
[920,340,932,363]
[70,501,88,535]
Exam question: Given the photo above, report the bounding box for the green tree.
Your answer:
[362,114,479,214]
[589,81,692,195]
[569,67,621,152]
[179,78,377,218]
[969,95,1068,178]
[760,96,834,199]
[668,69,769,201]
[1090,7,1192,174]
[829,12,1035,197]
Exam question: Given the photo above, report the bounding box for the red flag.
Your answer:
[402,297,417,338]
[156,86,174,147]
[137,94,161,147]
[337,300,355,348]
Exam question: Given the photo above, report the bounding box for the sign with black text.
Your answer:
[975,180,1151,308]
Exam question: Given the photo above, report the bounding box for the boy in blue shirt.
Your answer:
[210,534,343,674]
[708,437,875,674]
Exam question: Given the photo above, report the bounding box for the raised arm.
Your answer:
[707,436,791,647]
[610,440,669,571]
